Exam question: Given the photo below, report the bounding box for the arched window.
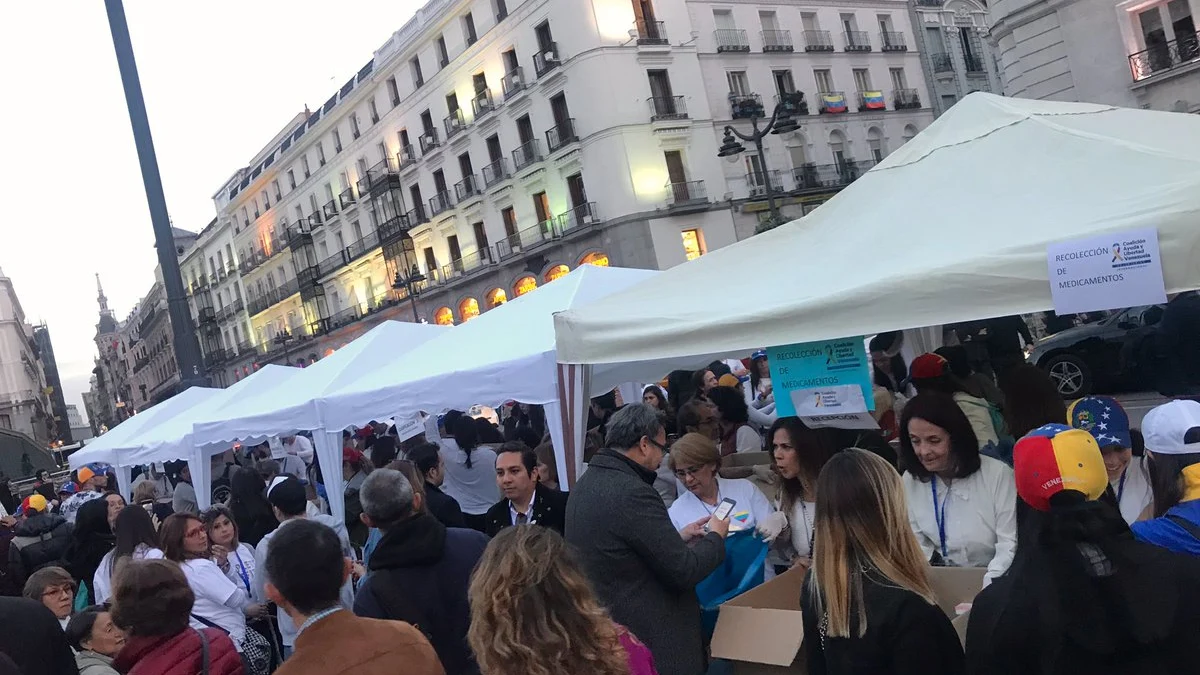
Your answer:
[459,297,480,321]
[486,288,508,308]
[829,129,849,168]
[578,252,610,267]
[902,124,918,144]
[544,264,570,282]
[513,276,538,297]
[434,307,454,325]
[867,127,886,163]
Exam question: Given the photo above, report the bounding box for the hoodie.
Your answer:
[8,511,72,588]
[355,513,487,675]
[75,651,119,675]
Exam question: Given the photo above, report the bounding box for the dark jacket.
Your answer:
[61,499,113,605]
[8,512,72,589]
[355,513,488,675]
[483,483,568,538]
[565,449,725,675]
[0,597,78,675]
[113,629,243,675]
[424,483,466,529]
[801,570,964,675]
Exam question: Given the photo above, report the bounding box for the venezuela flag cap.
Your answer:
[1014,423,1109,512]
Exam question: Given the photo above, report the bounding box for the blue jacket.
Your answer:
[1132,500,1200,555]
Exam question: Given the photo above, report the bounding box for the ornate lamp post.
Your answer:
[391,265,427,323]
[716,101,801,227]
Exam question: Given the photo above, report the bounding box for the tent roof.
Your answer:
[554,93,1200,365]
[191,320,447,445]
[320,264,659,430]
[68,386,218,468]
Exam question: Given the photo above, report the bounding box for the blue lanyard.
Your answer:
[931,479,949,559]
[233,549,250,592]
[1116,469,1128,505]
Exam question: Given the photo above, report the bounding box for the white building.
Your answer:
[989,0,1200,111]
[181,0,935,383]
[909,0,1004,116]
[66,404,93,442]
[0,267,51,446]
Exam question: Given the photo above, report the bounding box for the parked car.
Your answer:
[1028,305,1164,397]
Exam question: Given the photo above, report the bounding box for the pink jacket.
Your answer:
[619,629,659,675]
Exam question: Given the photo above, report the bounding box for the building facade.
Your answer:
[31,324,71,445]
[177,0,935,384]
[989,0,1200,111]
[909,0,1004,116]
[67,404,93,442]
[0,268,52,447]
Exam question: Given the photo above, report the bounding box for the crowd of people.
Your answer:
[0,323,1198,675]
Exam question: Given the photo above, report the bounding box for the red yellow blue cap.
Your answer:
[1014,424,1109,512]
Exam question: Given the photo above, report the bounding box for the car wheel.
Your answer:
[1043,354,1093,398]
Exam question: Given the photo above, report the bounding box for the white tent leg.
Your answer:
[555,363,591,489]
[189,456,213,511]
[115,466,133,502]
[313,430,346,523]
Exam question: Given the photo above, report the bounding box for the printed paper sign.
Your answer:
[268,436,286,459]
[800,411,880,431]
[1047,228,1167,314]
[767,338,874,418]
[393,414,425,442]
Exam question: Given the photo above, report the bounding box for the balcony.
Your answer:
[857,90,887,112]
[761,30,794,52]
[378,214,412,246]
[454,175,483,201]
[792,160,875,192]
[818,91,848,114]
[932,53,954,73]
[546,119,578,153]
[419,129,441,154]
[322,199,339,221]
[297,265,322,289]
[472,89,498,118]
[307,211,324,228]
[649,95,688,121]
[715,28,750,52]
[729,93,765,119]
[318,230,382,278]
[205,348,229,369]
[338,187,357,209]
[360,156,400,196]
[965,55,986,74]
[803,30,834,52]
[236,340,252,355]
[482,158,511,187]
[444,109,468,139]
[496,219,558,260]
[635,20,668,46]
[555,202,600,234]
[881,31,907,51]
[1129,31,1200,81]
[397,144,418,171]
[285,223,312,250]
[407,205,429,227]
[843,31,871,51]
[915,0,943,5]
[747,170,784,197]
[501,68,527,100]
[440,247,495,281]
[776,90,809,116]
[665,180,707,209]
[198,306,216,324]
[429,190,456,216]
[513,139,544,171]
[894,88,922,110]
[534,43,561,78]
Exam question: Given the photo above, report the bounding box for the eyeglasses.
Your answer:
[673,465,710,479]
[42,585,73,598]
[185,527,207,539]
[645,437,670,453]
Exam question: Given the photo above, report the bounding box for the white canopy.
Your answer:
[69,386,218,470]
[554,93,1200,366]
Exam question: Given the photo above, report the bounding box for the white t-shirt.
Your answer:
[782,497,817,560]
[668,477,774,533]
[902,455,1017,586]
[222,542,257,596]
[183,559,249,651]
[1113,455,1154,525]
[94,545,164,604]
[284,436,315,464]
[439,440,500,515]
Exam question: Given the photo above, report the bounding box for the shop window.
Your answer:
[579,251,610,267]
[487,288,508,308]
[459,297,481,321]
[681,229,706,261]
[434,307,455,325]
[544,264,570,282]
[514,275,538,297]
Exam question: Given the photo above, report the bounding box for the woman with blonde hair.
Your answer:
[801,449,964,675]
[468,525,658,675]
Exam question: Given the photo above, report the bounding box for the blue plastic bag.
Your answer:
[696,530,770,639]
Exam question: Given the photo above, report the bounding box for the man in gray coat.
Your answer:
[566,404,729,675]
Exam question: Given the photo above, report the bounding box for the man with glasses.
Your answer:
[566,403,729,675]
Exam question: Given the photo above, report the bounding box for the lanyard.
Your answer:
[798,500,814,554]
[1116,469,1128,505]
[233,549,250,593]
[931,479,949,559]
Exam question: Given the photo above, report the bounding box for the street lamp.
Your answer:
[392,264,427,323]
[717,99,801,226]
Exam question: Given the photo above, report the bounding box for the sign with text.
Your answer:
[1047,228,1167,314]
[767,338,874,418]
[393,414,425,442]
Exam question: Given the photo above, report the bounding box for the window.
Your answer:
[356,157,368,177]
[681,229,706,261]
[352,221,362,240]
[287,170,297,189]
[814,69,834,92]
[447,92,460,113]
[423,247,438,274]
[377,142,388,162]
[333,129,342,153]
[473,221,489,250]
[368,99,379,124]
[495,0,509,20]
[317,142,326,166]
[502,48,519,74]
[890,68,908,91]
[867,127,886,162]
[533,191,551,222]
[713,9,735,30]
[318,240,329,259]
[308,194,319,213]
[941,94,958,109]
[841,13,858,33]
[463,13,478,45]
[437,36,450,68]
[878,14,894,33]
[802,12,820,32]
[294,205,304,222]
[350,113,361,139]
[853,68,872,92]
[788,144,808,168]
[501,206,517,236]
[386,77,400,106]
[486,134,503,162]
[261,190,271,210]
[727,70,750,95]
[411,57,425,88]
[301,156,311,179]
[272,180,282,201]
[760,11,780,31]
[324,183,334,202]
[960,28,986,71]
[773,69,795,95]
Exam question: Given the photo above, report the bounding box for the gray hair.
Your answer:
[605,403,664,451]
[359,468,414,527]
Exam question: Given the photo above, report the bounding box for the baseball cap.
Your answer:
[76,466,96,484]
[1013,424,1109,511]
[343,447,365,465]
[58,482,78,495]
[21,494,48,514]
[266,475,308,514]
[909,353,948,380]
[1067,396,1132,449]
[717,374,741,388]
[1142,399,1200,456]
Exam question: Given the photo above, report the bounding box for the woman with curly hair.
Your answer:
[468,525,658,675]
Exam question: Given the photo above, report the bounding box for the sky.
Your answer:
[0,0,421,423]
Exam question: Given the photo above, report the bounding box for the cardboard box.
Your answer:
[710,565,985,674]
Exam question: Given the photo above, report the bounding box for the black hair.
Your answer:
[666,369,696,410]
[1130,428,1145,457]
[690,369,713,396]
[407,442,441,477]
[107,506,159,578]
[65,605,108,651]
[1148,451,1200,517]
[264,519,345,615]
[934,345,974,379]
[370,436,399,468]
[707,360,733,379]
[496,441,538,475]
[748,355,769,399]
[229,466,273,528]
[767,417,839,513]
[592,391,617,412]
[707,386,749,425]
[999,364,1066,439]
[642,385,670,412]
[452,415,480,468]
[474,417,506,444]
[898,393,982,481]
[266,476,308,517]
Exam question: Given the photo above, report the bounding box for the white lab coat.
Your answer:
[902,454,1017,586]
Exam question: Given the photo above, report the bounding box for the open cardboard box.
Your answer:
[710,565,985,674]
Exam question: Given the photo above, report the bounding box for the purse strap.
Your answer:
[198,629,211,675]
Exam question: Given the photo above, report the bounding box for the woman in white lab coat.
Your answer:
[899,393,1017,586]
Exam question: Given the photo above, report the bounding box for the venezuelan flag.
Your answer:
[821,92,847,113]
[862,90,886,110]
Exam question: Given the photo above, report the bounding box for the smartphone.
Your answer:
[712,498,737,521]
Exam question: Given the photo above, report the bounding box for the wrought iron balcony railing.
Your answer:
[555,202,599,233]
[482,158,511,187]
[419,129,441,154]
[534,43,561,77]
[761,30,793,52]
[649,96,688,121]
[931,53,954,73]
[844,31,871,51]
[512,139,543,171]
[440,247,495,281]
[635,20,667,45]
[472,89,498,118]
[322,199,339,221]
[454,175,483,201]
[803,30,834,52]
[894,88,922,110]
[730,93,765,119]
[501,67,527,100]
[715,28,750,52]
[444,109,468,139]
[339,186,357,209]
[1130,31,1200,81]
[429,190,456,216]
[665,180,707,207]
[881,31,907,51]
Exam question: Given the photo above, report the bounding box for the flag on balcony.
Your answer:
[821,93,848,113]
[862,90,886,110]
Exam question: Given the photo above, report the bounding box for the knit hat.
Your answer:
[1142,399,1200,456]
[909,353,948,380]
[717,374,741,388]
[1014,424,1109,511]
[1067,396,1132,449]
[21,494,48,514]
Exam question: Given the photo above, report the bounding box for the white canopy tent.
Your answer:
[553,94,1200,473]
[189,320,447,520]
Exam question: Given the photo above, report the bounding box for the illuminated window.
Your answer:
[514,275,538,297]
[434,307,455,325]
[323,348,335,357]
[544,264,570,282]
[486,288,508,308]
[681,229,706,261]
[579,251,609,267]
[459,297,480,321]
